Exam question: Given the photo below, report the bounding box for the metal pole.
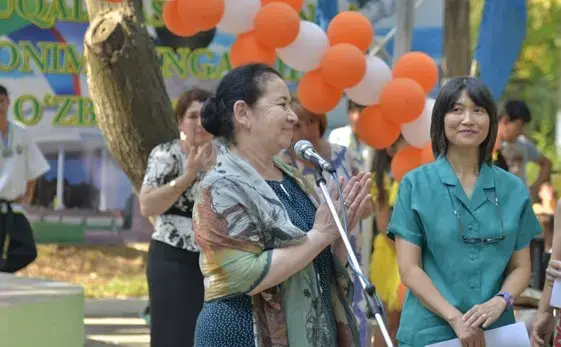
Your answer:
[392,0,416,64]
[369,0,424,58]
[365,2,415,346]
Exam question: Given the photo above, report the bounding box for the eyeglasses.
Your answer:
[445,187,505,244]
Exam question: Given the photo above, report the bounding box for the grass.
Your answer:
[18,244,149,299]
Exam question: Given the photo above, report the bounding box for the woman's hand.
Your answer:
[546,259,561,283]
[342,172,372,232]
[449,314,486,347]
[314,174,370,240]
[182,141,214,175]
[531,311,555,347]
[463,297,506,329]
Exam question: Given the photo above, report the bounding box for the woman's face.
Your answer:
[444,90,490,151]
[246,75,298,154]
[178,101,213,146]
[292,114,321,145]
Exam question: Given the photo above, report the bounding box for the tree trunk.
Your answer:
[84,0,177,191]
[443,0,471,77]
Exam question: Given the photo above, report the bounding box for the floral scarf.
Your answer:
[193,146,360,347]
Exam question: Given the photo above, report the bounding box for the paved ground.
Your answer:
[85,299,149,347]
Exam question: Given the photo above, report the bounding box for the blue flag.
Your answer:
[474,0,527,101]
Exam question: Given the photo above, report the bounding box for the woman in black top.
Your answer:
[139,88,217,347]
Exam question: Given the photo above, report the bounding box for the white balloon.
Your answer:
[344,55,392,106]
[277,21,329,72]
[216,0,260,35]
[401,98,435,148]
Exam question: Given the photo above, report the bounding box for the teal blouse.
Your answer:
[387,155,542,347]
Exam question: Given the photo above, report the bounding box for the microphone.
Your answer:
[294,140,335,173]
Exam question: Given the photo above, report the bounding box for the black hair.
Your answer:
[347,99,365,113]
[430,76,498,166]
[0,85,8,96]
[200,63,282,144]
[371,136,404,204]
[503,100,531,123]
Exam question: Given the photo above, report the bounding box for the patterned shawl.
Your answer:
[193,146,360,347]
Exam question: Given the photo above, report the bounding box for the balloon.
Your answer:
[393,52,439,93]
[327,11,374,52]
[401,98,435,148]
[297,69,342,114]
[178,0,225,31]
[217,0,261,35]
[421,142,434,164]
[261,0,304,12]
[229,32,277,67]
[254,3,300,48]
[356,105,400,149]
[320,44,366,89]
[345,55,392,106]
[380,78,426,124]
[277,21,329,72]
[391,145,423,181]
[163,1,199,37]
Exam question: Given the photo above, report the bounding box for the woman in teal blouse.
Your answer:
[388,77,542,347]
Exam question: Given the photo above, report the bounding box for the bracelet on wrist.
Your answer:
[495,291,514,309]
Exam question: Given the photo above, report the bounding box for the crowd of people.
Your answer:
[1,58,560,346]
[133,62,561,347]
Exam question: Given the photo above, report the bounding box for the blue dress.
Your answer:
[194,174,338,347]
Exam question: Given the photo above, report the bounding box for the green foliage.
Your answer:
[471,0,561,175]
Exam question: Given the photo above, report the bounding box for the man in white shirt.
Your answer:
[498,100,551,200]
[0,85,50,272]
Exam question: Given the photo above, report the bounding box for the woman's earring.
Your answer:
[180,131,187,141]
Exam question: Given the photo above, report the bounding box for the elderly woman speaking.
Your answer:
[192,63,372,347]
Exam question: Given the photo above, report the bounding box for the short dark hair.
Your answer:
[503,100,531,123]
[174,87,213,124]
[347,99,365,113]
[201,63,282,143]
[430,76,498,166]
[0,85,8,97]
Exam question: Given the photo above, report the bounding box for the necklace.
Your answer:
[0,123,12,158]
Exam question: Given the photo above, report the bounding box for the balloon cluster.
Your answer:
[159,0,440,181]
[354,51,440,181]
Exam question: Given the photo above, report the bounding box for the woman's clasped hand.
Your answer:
[315,172,371,240]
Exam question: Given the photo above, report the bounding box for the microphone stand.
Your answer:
[312,168,394,347]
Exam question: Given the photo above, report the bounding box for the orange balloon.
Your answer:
[163,1,199,37]
[380,78,426,124]
[420,142,434,164]
[320,43,366,89]
[254,3,300,48]
[229,32,277,68]
[178,0,225,31]
[297,69,342,114]
[355,105,400,149]
[261,0,304,12]
[393,52,439,93]
[391,145,423,182]
[327,11,374,52]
